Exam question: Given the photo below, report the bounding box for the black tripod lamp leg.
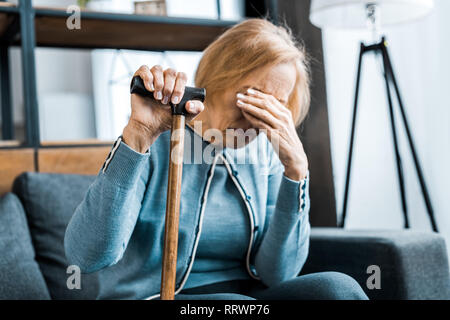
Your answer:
[381,48,410,229]
[382,43,439,232]
[340,44,365,228]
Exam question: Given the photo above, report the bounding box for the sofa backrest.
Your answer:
[0,192,51,299]
[0,142,113,299]
[12,172,99,299]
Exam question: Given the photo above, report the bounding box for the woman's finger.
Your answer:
[162,68,177,105]
[185,100,204,115]
[241,109,271,132]
[150,65,164,101]
[185,100,204,122]
[134,65,154,92]
[245,88,292,120]
[242,109,290,150]
[236,99,280,128]
[171,72,188,105]
[237,92,285,120]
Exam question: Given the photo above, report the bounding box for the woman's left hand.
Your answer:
[236,88,308,181]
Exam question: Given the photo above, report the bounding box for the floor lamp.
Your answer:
[309,0,439,231]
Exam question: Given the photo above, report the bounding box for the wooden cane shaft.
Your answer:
[160,115,185,300]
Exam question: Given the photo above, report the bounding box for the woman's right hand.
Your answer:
[123,65,204,153]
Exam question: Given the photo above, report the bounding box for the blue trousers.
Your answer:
[176,272,369,300]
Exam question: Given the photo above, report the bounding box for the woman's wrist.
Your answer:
[122,120,158,154]
[284,168,305,181]
[283,163,308,181]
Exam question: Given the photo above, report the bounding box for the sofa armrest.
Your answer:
[301,228,450,300]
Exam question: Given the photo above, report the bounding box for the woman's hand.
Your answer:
[236,88,308,181]
[123,65,204,153]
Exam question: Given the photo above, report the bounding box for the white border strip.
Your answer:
[102,136,122,173]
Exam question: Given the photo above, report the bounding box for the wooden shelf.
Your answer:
[0,6,237,51]
[0,2,16,9]
[0,140,22,148]
[40,139,114,147]
[0,3,17,40]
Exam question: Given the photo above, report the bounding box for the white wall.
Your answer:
[323,0,450,253]
[10,47,96,139]
[7,0,96,140]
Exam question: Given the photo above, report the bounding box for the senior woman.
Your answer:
[65,18,367,300]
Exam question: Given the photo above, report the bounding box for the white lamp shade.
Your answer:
[310,0,435,29]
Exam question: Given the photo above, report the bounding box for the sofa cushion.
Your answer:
[13,172,98,300]
[0,192,51,299]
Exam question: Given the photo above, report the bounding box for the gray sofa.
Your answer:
[0,172,448,300]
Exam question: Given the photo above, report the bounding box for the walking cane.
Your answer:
[130,76,206,300]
